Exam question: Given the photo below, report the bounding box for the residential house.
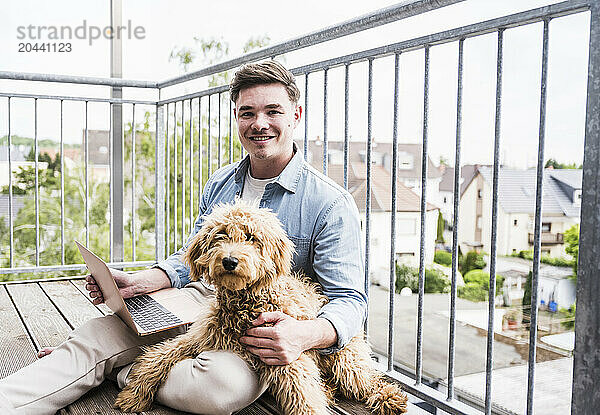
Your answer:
[458,167,581,258]
[438,164,481,226]
[296,138,440,281]
[83,130,110,182]
[299,138,444,202]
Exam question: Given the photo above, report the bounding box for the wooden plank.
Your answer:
[6,283,72,349]
[59,381,124,415]
[0,286,37,378]
[70,279,112,316]
[39,281,103,329]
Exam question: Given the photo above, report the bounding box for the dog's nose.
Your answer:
[222,256,239,271]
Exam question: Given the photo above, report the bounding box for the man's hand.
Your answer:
[239,312,337,366]
[85,268,137,305]
[84,267,171,305]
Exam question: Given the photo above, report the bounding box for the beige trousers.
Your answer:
[0,283,267,415]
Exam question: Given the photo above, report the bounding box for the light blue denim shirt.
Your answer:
[155,146,366,353]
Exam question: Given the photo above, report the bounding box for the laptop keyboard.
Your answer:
[125,295,183,332]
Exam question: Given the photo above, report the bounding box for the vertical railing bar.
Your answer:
[448,38,464,401]
[218,92,222,169]
[526,18,550,415]
[208,95,212,177]
[155,97,165,262]
[131,104,136,262]
[229,97,233,165]
[572,2,600,412]
[34,98,39,266]
[448,39,465,400]
[485,28,505,415]
[416,46,430,386]
[7,97,13,268]
[189,99,193,229]
[198,97,203,205]
[388,52,400,372]
[60,100,65,265]
[364,58,374,336]
[165,103,170,257]
[181,100,185,247]
[344,64,350,190]
[323,68,329,175]
[304,72,309,161]
[84,101,89,248]
[174,102,178,251]
[109,103,113,261]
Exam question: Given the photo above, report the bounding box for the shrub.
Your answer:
[541,255,573,268]
[559,304,576,329]
[458,282,488,302]
[395,264,419,293]
[463,269,504,293]
[460,250,486,274]
[434,250,452,267]
[424,268,450,293]
[395,264,450,294]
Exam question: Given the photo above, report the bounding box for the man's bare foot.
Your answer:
[37,347,55,358]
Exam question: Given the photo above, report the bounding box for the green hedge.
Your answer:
[460,251,486,274]
[511,250,574,268]
[434,250,452,267]
[458,269,504,302]
[458,282,488,302]
[395,264,450,294]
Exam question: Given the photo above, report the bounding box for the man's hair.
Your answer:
[230,60,300,105]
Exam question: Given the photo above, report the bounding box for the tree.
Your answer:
[522,271,532,329]
[544,159,582,169]
[436,211,445,243]
[460,250,486,275]
[564,224,579,277]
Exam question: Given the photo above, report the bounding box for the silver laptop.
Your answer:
[75,241,202,336]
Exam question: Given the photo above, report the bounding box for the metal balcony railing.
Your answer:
[1,1,599,414]
[528,232,564,245]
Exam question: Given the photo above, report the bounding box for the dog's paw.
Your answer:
[114,388,153,413]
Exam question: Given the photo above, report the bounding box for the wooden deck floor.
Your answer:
[0,277,382,415]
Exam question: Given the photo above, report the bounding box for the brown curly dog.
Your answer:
[114,201,407,414]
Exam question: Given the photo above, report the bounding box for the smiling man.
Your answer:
[0,60,366,415]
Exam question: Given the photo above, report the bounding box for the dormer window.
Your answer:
[574,189,582,206]
[398,151,414,170]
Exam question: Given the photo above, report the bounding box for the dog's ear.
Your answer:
[264,226,295,278]
[184,224,212,282]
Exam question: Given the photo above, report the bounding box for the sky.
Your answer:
[0,0,591,169]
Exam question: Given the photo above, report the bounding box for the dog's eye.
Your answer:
[245,233,254,242]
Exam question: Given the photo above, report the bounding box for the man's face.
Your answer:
[235,83,301,165]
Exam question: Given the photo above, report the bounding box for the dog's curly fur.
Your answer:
[114,201,407,414]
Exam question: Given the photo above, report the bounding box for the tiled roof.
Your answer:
[303,154,437,213]
[439,164,483,194]
[478,167,582,217]
[296,139,443,181]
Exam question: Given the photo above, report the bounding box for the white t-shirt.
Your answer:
[241,170,277,207]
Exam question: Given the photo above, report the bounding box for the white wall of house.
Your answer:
[363,209,438,278]
[538,276,576,309]
[459,175,578,258]
[438,190,454,225]
[458,177,481,253]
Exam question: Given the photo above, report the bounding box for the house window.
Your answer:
[514,219,518,226]
[443,196,447,204]
[542,222,551,232]
[398,152,414,170]
[512,248,517,254]
[477,189,482,199]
